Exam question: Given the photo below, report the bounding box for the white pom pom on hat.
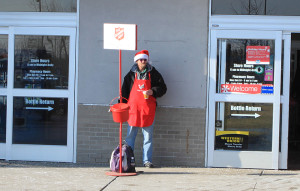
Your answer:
[134,50,149,62]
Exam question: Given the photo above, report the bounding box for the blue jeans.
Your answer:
[125,122,154,164]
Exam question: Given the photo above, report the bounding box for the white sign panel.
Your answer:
[103,23,137,50]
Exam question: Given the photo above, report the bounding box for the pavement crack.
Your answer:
[259,170,264,176]
[253,182,257,190]
[253,170,264,190]
[100,176,118,191]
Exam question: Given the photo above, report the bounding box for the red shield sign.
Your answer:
[114,27,124,40]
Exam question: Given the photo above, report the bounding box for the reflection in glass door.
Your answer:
[14,35,69,89]
[4,27,76,162]
[215,102,273,151]
[0,35,8,88]
[0,33,8,159]
[13,97,68,145]
[208,30,282,169]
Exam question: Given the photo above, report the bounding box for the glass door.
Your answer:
[208,30,282,169]
[3,27,76,162]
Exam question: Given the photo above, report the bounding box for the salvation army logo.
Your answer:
[221,85,229,93]
[114,27,124,40]
[138,84,145,90]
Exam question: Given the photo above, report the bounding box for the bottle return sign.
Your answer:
[103,23,137,50]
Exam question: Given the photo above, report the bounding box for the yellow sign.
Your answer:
[215,131,249,150]
[216,131,249,136]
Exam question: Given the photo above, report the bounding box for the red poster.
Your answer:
[246,46,270,65]
[221,84,262,94]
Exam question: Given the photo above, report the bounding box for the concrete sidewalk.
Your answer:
[1,160,299,191]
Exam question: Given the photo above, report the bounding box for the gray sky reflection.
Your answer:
[0,0,76,12]
[212,0,300,16]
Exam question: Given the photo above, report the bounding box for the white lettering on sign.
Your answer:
[30,70,42,73]
[234,64,243,68]
[25,98,55,105]
[232,85,257,92]
[25,98,39,105]
[239,68,256,72]
[27,63,54,67]
[40,59,50,63]
[39,99,54,105]
[245,106,261,111]
[231,105,261,111]
[231,106,245,111]
[30,59,50,63]
[243,64,254,68]
[232,75,247,79]
[30,59,39,63]
[221,84,261,94]
[27,59,53,67]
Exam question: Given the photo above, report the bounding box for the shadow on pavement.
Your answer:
[0,160,105,168]
[141,171,197,175]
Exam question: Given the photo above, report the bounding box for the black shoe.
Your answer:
[144,162,154,168]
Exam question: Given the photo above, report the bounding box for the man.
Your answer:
[121,50,167,168]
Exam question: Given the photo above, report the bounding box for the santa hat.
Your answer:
[134,50,149,62]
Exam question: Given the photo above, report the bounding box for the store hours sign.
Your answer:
[15,58,67,89]
[25,59,56,81]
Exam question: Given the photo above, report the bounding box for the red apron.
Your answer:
[128,73,156,127]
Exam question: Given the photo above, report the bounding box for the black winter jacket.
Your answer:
[121,64,167,103]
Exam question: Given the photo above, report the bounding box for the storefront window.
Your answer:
[212,0,300,16]
[0,0,76,12]
[0,35,8,88]
[0,96,6,143]
[215,102,273,151]
[217,39,275,95]
[14,35,69,89]
[13,97,68,145]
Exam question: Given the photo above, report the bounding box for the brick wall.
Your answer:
[77,105,206,167]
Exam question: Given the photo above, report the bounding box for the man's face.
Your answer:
[136,59,148,71]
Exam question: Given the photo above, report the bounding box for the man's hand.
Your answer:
[145,89,153,95]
